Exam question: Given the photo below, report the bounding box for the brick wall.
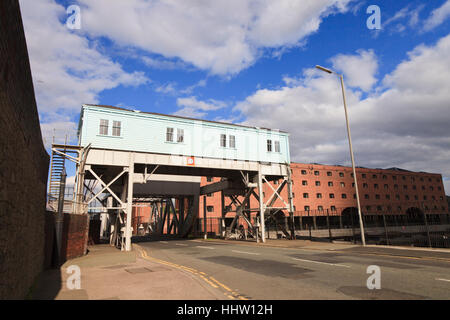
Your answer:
[0,1,50,299]
[61,214,89,262]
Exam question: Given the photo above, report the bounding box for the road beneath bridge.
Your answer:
[136,239,450,300]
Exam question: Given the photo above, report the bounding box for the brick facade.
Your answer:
[61,214,89,262]
[0,0,50,299]
[200,163,449,218]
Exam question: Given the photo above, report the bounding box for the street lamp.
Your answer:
[315,65,366,246]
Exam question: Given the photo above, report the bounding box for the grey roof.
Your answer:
[82,104,289,134]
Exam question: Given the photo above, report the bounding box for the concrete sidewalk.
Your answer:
[30,244,226,300]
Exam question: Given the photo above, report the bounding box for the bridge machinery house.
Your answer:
[54,104,295,251]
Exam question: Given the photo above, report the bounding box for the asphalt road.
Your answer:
[138,239,450,300]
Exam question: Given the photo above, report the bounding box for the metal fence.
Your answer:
[197,209,450,248]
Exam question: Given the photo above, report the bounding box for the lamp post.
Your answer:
[315,65,366,246]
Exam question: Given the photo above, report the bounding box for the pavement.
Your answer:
[29,239,450,300]
[30,243,226,300]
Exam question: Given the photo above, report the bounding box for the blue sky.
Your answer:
[20,0,450,192]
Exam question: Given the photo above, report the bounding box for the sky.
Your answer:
[19,0,450,193]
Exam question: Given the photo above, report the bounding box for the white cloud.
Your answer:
[423,0,450,31]
[382,5,425,34]
[77,0,352,75]
[331,49,378,91]
[234,35,450,193]
[19,0,149,138]
[155,83,177,95]
[174,96,226,118]
[40,121,78,149]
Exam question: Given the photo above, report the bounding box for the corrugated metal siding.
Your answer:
[79,105,290,163]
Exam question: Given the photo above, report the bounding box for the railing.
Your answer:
[196,210,450,248]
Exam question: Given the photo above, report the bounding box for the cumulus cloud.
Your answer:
[423,0,450,31]
[19,0,149,146]
[77,0,352,75]
[234,35,450,193]
[175,96,226,118]
[331,49,378,91]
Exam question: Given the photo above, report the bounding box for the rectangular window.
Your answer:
[316,193,322,199]
[274,140,280,152]
[331,206,336,211]
[207,206,214,212]
[340,182,345,187]
[99,119,109,135]
[327,171,332,176]
[112,121,121,136]
[328,181,333,187]
[318,206,323,211]
[302,180,308,186]
[339,172,344,177]
[267,139,272,152]
[303,193,309,198]
[301,170,307,175]
[315,181,320,186]
[329,193,335,198]
[206,176,213,182]
[229,135,236,148]
[304,206,310,211]
[177,128,184,143]
[220,134,227,147]
[166,127,174,142]
[341,194,347,199]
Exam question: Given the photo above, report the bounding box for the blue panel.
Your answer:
[78,105,290,164]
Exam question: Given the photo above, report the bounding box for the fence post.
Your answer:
[351,210,356,244]
[326,209,332,243]
[382,213,389,245]
[308,210,312,241]
[203,196,207,240]
[422,204,432,248]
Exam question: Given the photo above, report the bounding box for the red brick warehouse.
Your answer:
[199,163,448,231]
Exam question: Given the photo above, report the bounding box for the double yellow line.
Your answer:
[135,245,248,300]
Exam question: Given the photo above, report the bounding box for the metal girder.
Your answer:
[86,167,126,206]
[263,176,288,208]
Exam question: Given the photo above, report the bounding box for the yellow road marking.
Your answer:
[135,244,248,300]
[209,277,232,292]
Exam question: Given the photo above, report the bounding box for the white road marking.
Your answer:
[436,278,450,282]
[191,240,204,243]
[160,241,168,244]
[291,257,351,268]
[196,246,215,250]
[175,243,188,246]
[232,250,261,256]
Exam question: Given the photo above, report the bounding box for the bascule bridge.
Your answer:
[48,104,295,251]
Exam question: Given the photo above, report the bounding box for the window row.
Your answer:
[99,119,121,136]
[267,139,280,153]
[166,127,184,143]
[220,134,236,148]
[297,169,441,183]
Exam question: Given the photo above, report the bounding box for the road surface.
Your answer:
[137,239,450,300]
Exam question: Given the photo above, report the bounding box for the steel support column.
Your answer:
[125,155,134,251]
[257,167,266,243]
